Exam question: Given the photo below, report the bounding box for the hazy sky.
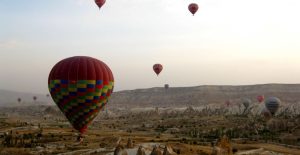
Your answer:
[1,0,300,94]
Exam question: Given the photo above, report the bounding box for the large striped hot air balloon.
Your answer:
[265,97,280,116]
[48,56,114,134]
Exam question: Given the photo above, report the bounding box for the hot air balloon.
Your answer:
[33,96,37,102]
[17,98,21,103]
[265,97,280,115]
[225,100,230,107]
[164,84,169,89]
[257,95,264,103]
[48,56,114,134]
[153,64,163,76]
[188,3,199,16]
[95,0,106,10]
[242,98,251,109]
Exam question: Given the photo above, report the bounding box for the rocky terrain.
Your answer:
[2,84,300,108]
[0,104,299,155]
[0,84,299,154]
[109,84,300,108]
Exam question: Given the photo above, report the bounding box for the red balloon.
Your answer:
[153,64,163,76]
[95,0,106,9]
[257,95,264,103]
[225,100,230,107]
[188,3,199,16]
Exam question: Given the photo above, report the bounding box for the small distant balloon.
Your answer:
[225,100,230,107]
[153,64,163,76]
[188,3,199,16]
[46,94,50,97]
[164,84,169,89]
[265,97,280,115]
[242,98,251,109]
[17,98,21,103]
[95,0,106,10]
[257,95,264,103]
[33,96,37,101]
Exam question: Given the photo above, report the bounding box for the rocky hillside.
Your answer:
[108,84,300,108]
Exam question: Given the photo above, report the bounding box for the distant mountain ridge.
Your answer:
[108,84,300,108]
[0,89,53,106]
[1,84,300,107]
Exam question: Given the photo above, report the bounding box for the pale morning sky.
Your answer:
[0,0,300,94]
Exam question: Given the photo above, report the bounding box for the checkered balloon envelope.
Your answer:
[48,56,114,134]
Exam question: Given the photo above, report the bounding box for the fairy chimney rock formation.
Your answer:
[163,145,177,155]
[127,138,134,148]
[150,145,162,155]
[136,146,146,155]
[114,144,128,155]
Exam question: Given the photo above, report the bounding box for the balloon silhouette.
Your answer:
[95,0,106,10]
[242,98,251,109]
[153,64,163,76]
[164,84,169,89]
[225,100,230,107]
[33,96,37,101]
[188,3,199,16]
[257,95,264,103]
[48,56,114,134]
[265,97,280,116]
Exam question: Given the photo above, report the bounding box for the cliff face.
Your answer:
[108,84,300,108]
